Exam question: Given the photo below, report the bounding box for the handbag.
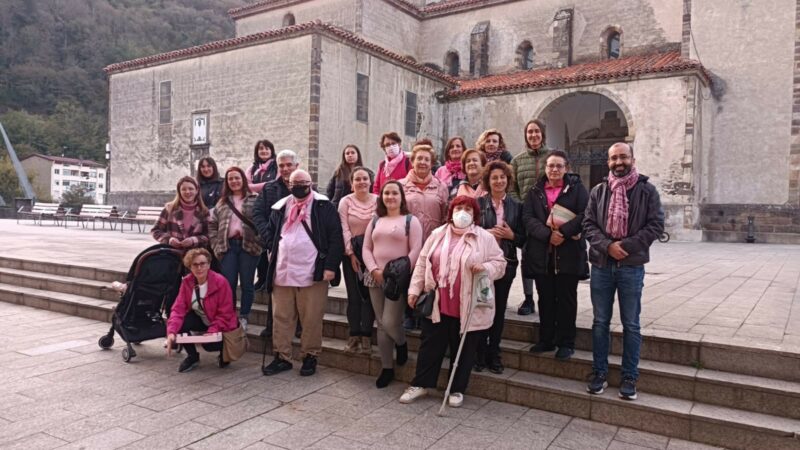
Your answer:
[413,289,436,318]
[222,325,247,363]
[350,234,365,266]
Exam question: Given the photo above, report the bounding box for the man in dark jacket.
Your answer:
[261,169,344,377]
[583,142,664,401]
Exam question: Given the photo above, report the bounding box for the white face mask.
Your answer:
[385,144,401,158]
[452,210,473,229]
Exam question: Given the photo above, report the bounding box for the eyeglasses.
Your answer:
[546,164,565,170]
[191,261,209,268]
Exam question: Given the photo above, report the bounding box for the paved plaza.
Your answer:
[0,300,724,449]
[2,219,799,352]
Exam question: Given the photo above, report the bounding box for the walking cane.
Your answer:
[437,288,479,417]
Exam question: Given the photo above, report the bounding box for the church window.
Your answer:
[159,81,171,124]
[356,73,369,122]
[404,91,417,137]
[283,13,296,27]
[607,32,621,59]
[445,51,460,77]
[516,41,534,70]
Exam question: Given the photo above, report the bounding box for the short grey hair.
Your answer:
[276,149,300,165]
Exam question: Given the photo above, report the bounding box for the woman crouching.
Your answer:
[165,248,239,373]
[400,196,506,407]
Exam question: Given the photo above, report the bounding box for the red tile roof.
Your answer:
[445,51,709,99]
[104,21,456,85]
[24,154,105,168]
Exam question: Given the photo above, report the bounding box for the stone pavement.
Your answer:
[0,301,723,449]
[3,219,799,352]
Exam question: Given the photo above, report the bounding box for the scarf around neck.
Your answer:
[383,151,406,178]
[405,169,433,186]
[485,148,504,163]
[606,167,640,239]
[437,225,471,300]
[285,194,313,231]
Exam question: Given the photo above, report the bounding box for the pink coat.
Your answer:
[409,224,507,333]
[400,175,449,241]
[167,270,239,335]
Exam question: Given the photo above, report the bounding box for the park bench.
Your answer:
[16,202,70,226]
[120,206,164,233]
[64,204,120,230]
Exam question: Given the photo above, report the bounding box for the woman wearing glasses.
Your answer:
[522,150,589,361]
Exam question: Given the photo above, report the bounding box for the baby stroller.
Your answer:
[98,244,185,362]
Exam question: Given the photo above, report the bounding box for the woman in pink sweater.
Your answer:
[373,131,410,195]
[362,180,423,389]
[401,144,449,242]
[338,167,378,354]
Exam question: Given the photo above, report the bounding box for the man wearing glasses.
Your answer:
[583,142,664,401]
[260,169,344,377]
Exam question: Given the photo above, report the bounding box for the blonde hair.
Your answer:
[475,128,507,153]
[410,144,437,165]
[183,248,211,269]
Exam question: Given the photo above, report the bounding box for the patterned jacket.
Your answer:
[209,193,263,259]
[151,204,209,248]
[510,147,548,203]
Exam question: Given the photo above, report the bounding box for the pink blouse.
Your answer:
[338,193,378,256]
[362,214,423,274]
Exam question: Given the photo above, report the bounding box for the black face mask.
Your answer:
[291,185,311,199]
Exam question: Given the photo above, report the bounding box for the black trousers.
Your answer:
[412,315,481,394]
[342,260,374,336]
[533,271,579,349]
[178,311,223,358]
[476,271,514,364]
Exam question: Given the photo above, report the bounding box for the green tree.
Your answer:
[60,185,95,207]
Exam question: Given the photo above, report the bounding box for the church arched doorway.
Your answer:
[537,91,632,190]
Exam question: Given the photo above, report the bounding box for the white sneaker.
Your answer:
[239,317,248,332]
[399,386,427,404]
[448,392,464,407]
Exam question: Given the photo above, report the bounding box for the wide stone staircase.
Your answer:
[0,255,798,449]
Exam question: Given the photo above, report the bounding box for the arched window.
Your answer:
[607,32,620,59]
[445,51,460,77]
[516,41,534,70]
[282,13,296,27]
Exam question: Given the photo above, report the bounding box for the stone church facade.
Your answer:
[105,0,799,243]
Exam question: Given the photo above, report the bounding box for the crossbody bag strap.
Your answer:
[300,220,321,252]
[226,198,257,231]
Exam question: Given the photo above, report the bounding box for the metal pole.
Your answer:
[0,122,36,200]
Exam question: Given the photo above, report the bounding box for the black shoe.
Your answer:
[218,353,230,368]
[375,368,394,388]
[555,347,574,361]
[529,342,556,353]
[587,371,608,395]
[473,363,486,373]
[619,377,638,400]
[488,357,504,374]
[262,355,293,376]
[178,355,200,373]
[395,343,408,366]
[517,299,534,316]
[300,354,317,376]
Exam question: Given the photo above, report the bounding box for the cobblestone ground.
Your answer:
[0,302,725,449]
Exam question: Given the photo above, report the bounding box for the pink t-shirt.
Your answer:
[545,183,562,210]
[362,215,423,274]
[491,195,506,227]
[431,237,462,319]
[227,196,245,239]
[338,194,378,256]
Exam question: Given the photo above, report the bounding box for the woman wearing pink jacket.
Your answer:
[399,196,506,408]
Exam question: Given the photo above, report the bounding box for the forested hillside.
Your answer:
[0,0,247,200]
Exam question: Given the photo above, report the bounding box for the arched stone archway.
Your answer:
[534,89,634,189]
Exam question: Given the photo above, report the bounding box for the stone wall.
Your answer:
[700,204,800,244]
[316,36,448,184]
[108,36,312,194]
[234,0,359,36]
[360,0,422,60]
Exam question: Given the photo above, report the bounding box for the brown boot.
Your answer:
[344,336,360,353]
[360,336,372,354]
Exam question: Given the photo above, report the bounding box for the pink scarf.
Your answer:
[383,151,406,178]
[405,169,433,186]
[606,168,640,239]
[284,194,313,231]
[445,160,464,179]
[255,160,274,177]
[437,225,471,299]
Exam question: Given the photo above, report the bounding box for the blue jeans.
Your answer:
[590,264,645,380]
[220,240,259,318]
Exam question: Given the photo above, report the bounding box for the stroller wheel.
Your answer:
[122,345,136,362]
[98,335,114,349]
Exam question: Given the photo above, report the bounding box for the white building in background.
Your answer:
[20,154,108,204]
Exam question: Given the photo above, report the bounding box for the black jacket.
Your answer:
[263,193,344,292]
[583,174,664,268]
[249,160,278,185]
[478,195,525,278]
[253,178,290,240]
[199,178,223,208]
[522,173,589,277]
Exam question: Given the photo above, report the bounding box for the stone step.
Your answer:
[0,267,121,302]
[245,325,800,450]
[0,256,124,284]
[0,283,116,323]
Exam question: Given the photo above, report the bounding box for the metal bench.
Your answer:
[16,203,69,226]
[120,206,164,233]
[65,204,120,230]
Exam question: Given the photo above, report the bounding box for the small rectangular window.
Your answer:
[99,173,104,179]
[356,73,369,123]
[404,91,417,137]
[159,81,172,124]
[54,169,60,175]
